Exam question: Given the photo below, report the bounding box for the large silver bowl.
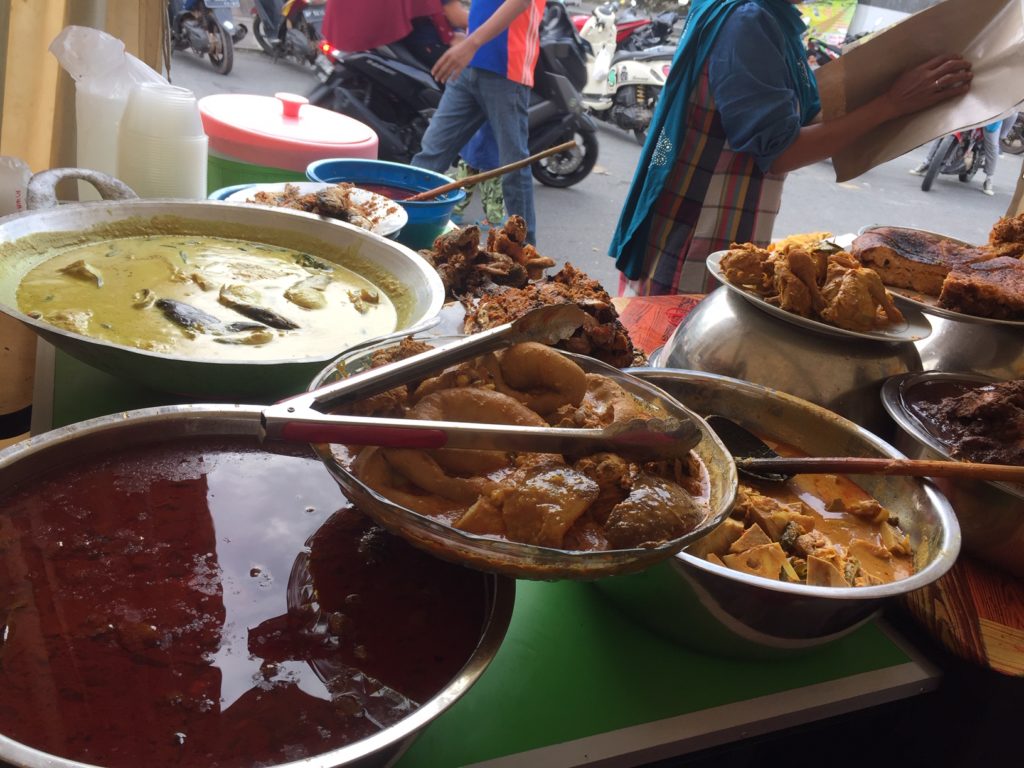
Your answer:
[882,371,1024,578]
[0,171,445,401]
[653,287,924,438]
[0,404,513,768]
[915,315,1024,379]
[307,335,738,581]
[595,369,960,659]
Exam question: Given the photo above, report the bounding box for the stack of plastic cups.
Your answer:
[0,157,34,449]
[117,83,208,199]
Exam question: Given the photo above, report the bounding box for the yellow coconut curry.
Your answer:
[689,439,916,587]
[16,235,399,360]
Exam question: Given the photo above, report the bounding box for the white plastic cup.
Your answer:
[0,156,30,216]
[117,83,208,199]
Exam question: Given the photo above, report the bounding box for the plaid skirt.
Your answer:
[620,70,786,296]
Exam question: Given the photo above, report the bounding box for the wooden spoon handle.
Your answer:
[405,140,578,202]
[738,456,1024,482]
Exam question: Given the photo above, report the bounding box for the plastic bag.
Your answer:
[49,26,167,199]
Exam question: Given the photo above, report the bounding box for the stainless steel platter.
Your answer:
[706,250,933,343]
[225,181,408,240]
[856,225,1024,328]
[653,287,923,437]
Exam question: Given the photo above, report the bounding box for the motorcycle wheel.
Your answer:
[208,20,234,75]
[921,135,955,192]
[531,130,598,188]
[252,17,277,56]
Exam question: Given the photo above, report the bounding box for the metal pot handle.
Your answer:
[27,168,138,210]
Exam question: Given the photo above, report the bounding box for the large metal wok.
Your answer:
[0,169,445,400]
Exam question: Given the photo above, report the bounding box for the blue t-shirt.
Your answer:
[707,3,807,173]
[468,0,545,87]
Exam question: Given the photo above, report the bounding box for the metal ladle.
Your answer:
[706,415,1024,483]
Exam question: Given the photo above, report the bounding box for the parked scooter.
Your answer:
[578,2,673,144]
[572,3,649,47]
[168,0,245,75]
[309,1,599,188]
[251,0,325,67]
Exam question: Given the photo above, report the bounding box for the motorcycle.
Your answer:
[573,6,648,45]
[168,0,245,75]
[1000,112,1024,155]
[578,2,673,144]
[920,128,988,192]
[251,0,325,67]
[309,1,599,189]
[618,9,680,52]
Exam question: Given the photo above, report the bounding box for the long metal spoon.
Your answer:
[706,415,1024,483]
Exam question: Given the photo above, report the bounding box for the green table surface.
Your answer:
[35,347,932,768]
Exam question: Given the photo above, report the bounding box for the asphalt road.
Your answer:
[172,43,1023,292]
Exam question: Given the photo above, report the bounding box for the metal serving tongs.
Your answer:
[260,305,703,460]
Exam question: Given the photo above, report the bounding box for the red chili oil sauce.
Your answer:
[0,438,487,767]
[355,184,415,201]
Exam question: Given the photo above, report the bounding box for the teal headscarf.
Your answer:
[609,0,820,280]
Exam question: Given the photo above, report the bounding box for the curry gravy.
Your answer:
[16,234,399,360]
[754,439,914,584]
[0,438,487,767]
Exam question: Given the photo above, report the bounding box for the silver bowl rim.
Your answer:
[630,368,962,601]
[0,199,446,368]
[880,370,1024,500]
[307,336,740,573]
[0,402,516,768]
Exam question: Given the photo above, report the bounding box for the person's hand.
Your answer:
[880,54,973,120]
[432,38,479,84]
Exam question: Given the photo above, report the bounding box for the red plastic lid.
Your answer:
[198,92,378,171]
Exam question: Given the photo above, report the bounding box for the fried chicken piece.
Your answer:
[819,259,904,331]
[720,243,773,293]
[485,216,555,280]
[765,249,819,315]
[766,250,823,317]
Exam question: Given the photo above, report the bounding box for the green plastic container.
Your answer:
[207,152,304,191]
[198,92,378,193]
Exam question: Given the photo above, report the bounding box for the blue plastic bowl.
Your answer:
[208,184,254,201]
[306,158,465,250]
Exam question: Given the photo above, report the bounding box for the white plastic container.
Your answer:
[49,25,168,200]
[0,157,30,216]
[117,83,208,199]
